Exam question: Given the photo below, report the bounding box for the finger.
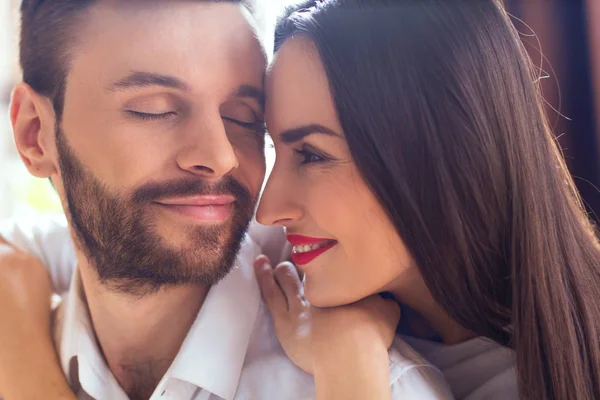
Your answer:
[253,255,287,313]
[274,262,306,312]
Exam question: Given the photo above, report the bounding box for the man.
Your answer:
[0,1,309,399]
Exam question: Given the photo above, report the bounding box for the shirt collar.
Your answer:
[54,234,262,400]
[55,266,129,399]
[166,235,262,399]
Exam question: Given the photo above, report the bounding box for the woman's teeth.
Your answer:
[293,242,331,254]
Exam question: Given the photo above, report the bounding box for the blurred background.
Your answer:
[1,0,599,222]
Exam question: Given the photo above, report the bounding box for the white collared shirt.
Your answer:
[0,214,454,400]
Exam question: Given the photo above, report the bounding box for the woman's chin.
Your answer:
[304,284,364,308]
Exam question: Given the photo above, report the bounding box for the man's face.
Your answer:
[50,1,267,294]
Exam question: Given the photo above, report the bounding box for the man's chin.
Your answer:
[155,226,243,266]
[156,229,232,255]
[153,213,233,244]
[152,202,235,226]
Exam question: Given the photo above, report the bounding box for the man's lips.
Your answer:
[156,195,235,206]
[287,234,338,266]
[155,195,235,222]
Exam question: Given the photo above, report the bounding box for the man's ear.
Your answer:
[10,83,58,178]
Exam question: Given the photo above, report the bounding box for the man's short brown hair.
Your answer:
[19,0,243,117]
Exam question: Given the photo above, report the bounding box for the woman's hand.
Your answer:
[254,255,400,391]
[0,240,76,400]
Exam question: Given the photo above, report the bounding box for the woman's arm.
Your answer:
[254,256,399,400]
[311,323,393,400]
[0,240,76,400]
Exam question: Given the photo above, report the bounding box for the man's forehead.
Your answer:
[67,0,266,93]
[85,0,253,38]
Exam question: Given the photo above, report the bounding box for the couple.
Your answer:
[1,0,599,399]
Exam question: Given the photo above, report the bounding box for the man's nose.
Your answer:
[176,114,239,180]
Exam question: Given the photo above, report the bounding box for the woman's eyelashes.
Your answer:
[293,144,333,165]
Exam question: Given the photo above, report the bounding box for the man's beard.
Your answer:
[55,125,256,297]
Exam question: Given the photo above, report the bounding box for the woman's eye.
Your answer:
[127,110,177,121]
[294,148,326,165]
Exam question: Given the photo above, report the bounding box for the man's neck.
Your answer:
[77,259,210,399]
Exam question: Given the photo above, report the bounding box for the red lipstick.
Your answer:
[287,234,338,266]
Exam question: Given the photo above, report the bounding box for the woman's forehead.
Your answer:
[265,37,341,136]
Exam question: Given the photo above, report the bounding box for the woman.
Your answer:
[2,0,600,398]
[254,1,600,399]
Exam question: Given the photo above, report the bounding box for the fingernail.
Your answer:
[254,255,270,269]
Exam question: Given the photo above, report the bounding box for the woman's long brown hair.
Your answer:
[276,0,600,398]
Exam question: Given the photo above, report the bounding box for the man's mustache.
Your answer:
[132,176,250,205]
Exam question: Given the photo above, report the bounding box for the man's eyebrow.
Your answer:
[234,84,266,110]
[279,124,342,144]
[108,71,190,92]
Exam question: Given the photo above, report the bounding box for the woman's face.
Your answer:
[257,37,415,307]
